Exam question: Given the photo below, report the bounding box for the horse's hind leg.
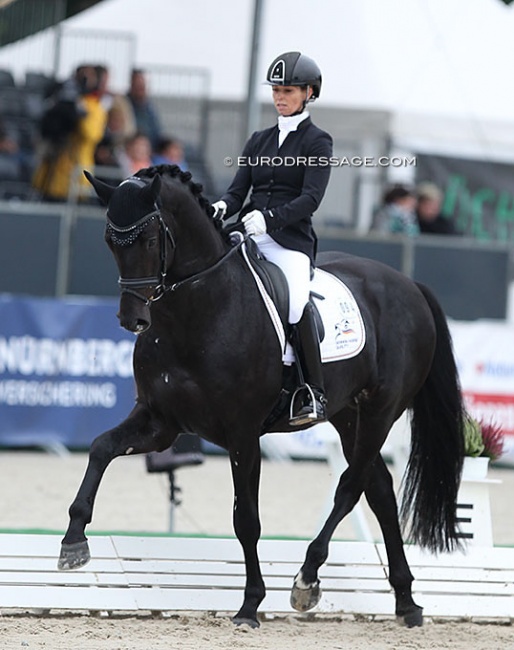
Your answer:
[58,404,173,570]
[290,407,389,613]
[364,455,423,627]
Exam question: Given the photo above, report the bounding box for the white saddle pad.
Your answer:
[283,268,366,364]
[241,243,366,365]
[311,267,365,363]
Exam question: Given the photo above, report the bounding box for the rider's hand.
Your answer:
[211,200,227,220]
[242,210,267,236]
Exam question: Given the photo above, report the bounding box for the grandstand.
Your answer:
[0,2,215,200]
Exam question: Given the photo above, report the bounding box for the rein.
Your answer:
[108,206,245,304]
[167,237,244,293]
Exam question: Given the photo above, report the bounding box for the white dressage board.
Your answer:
[0,534,512,619]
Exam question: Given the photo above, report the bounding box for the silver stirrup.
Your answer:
[289,384,318,426]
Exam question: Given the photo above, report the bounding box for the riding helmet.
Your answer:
[266,51,322,99]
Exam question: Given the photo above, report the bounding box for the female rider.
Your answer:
[212,51,333,426]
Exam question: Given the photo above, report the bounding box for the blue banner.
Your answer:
[0,295,136,449]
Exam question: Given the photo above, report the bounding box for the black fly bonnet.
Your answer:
[105,177,161,246]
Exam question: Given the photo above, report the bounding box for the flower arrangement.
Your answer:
[463,415,505,462]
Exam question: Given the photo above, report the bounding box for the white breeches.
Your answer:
[253,233,310,324]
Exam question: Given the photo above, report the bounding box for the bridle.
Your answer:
[107,206,176,305]
[106,205,245,306]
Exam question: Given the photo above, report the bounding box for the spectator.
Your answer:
[126,68,162,149]
[94,64,112,111]
[0,119,18,157]
[94,134,130,183]
[416,181,460,235]
[32,64,108,202]
[95,64,137,145]
[123,132,153,175]
[373,184,419,236]
[152,135,188,171]
[95,96,138,181]
[105,96,137,146]
[0,117,21,190]
[127,69,161,148]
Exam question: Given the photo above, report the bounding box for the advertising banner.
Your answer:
[450,320,514,463]
[0,295,136,449]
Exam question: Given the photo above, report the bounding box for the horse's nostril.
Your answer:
[118,314,150,333]
[135,319,150,333]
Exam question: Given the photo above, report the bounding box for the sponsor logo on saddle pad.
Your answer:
[293,268,366,364]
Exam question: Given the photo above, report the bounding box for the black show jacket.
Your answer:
[221,116,333,264]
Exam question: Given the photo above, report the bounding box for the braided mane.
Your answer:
[134,164,213,216]
[134,164,232,244]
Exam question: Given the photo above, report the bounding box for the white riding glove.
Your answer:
[211,200,227,220]
[242,210,267,236]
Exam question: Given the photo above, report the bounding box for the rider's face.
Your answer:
[272,85,311,116]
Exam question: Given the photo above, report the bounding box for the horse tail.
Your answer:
[400,282,465,553]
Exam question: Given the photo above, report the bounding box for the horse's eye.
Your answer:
[147,237,158,249]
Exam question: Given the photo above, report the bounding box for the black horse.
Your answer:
[58,165,465,628]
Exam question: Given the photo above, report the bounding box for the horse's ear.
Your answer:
[83,170,116,205]
[142,174,161,204]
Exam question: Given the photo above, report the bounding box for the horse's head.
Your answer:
[86,170,172,334]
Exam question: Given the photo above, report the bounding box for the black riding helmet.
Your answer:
[266,51,322,99]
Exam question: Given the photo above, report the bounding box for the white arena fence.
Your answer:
[0,534,512,620]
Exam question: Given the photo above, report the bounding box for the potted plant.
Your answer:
[462,415,505,479]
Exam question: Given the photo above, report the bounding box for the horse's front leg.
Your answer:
[58,404,175,570]
[229,437,265,628]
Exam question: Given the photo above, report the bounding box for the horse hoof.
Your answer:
[232,616,260,629]
[58,541,91,571]
[290,580,321,612]
[396,605,423,628]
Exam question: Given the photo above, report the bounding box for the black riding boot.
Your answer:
[289,303,327,426]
